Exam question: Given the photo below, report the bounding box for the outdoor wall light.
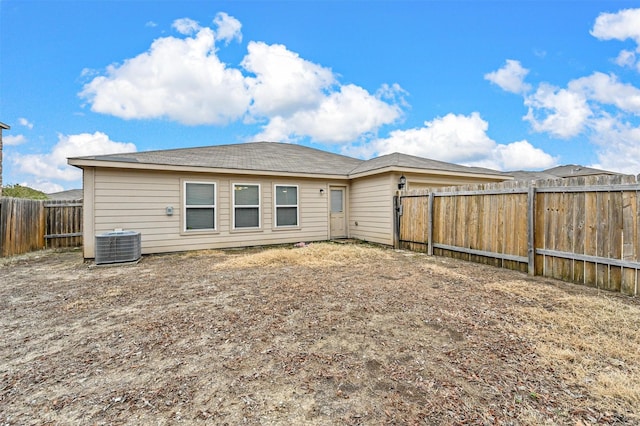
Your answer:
[398,175,407,190]
[320,188,325,195]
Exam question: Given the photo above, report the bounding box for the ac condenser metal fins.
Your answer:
[95,231,141,265]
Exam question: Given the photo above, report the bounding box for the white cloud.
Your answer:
[251,116,293,142]
[615,49,636,68]
[253,84,403,144]
[591,8,640,70]
[591,8,640,44]
[469,140,558,171]
[348,112,556,171]
[21,179,65,194]
[484,59,532,94]
[172,18,200,35]
[80,67,100,79]
[3,134,26,146]
[80,14,405,145]
[145,21,158,28]
[18,117,34,129]
[243,43,402,143]
[588,118,640,174]
[479,9,640,174]
[79,26,251,125]
[515,72,640,173]
[486,8,640,170]
[517,71,640,162]
[523,83,592,138]
[377,83,409,107]
[360,112,495,162]
[213,12,242,44]
[242,41,336,117]
[12,132,136,183]
[568,72,640,114]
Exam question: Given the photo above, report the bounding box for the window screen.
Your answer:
[275,185,298,227]
[185,182,215,230]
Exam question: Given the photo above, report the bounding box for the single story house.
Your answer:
[68,142,511,259]
[508,164,621,182]
[46,189,84,200]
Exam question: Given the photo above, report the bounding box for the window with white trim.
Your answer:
[233,183,260,229]
[275,185,298,227]
[184,181,216,231]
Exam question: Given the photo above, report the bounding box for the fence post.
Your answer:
[527,183,536,275]
[38,200,46,249]
[0,199,3,256]
[427,192,434,256]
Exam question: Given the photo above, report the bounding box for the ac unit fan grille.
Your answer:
[95,231,141,264]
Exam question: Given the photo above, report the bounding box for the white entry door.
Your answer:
[330,187,347,239]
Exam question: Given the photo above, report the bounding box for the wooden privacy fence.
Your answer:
[44,199,83,249]
[396,175,640,297]
[0,198,83,257]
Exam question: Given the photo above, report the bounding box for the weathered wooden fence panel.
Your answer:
[0,198,45,257]
[0,198,83,257]
[45,199,83,249]
[398,194,430,253]
[401,182,531,271]
[398,175,640,296]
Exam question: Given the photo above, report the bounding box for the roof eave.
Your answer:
[349,165,512,181]
[67,158,350,180]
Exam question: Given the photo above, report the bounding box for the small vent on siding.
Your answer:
[95,231,141,265]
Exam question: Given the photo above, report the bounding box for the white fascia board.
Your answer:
[66,158,349,180]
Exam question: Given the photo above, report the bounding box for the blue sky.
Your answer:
[2,1,640,192]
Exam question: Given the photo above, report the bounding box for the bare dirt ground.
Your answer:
[1,242,639,425]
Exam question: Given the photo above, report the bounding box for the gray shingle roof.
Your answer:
[504,170,560,181]
[350,152,506,176]
[47,189,83,200]
[542,164,618,178]
[70,142,507,178]
[508,164,621,181]
[74,142,362,176]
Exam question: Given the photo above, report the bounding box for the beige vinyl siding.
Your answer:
[349,173,395,246]
[85,168,335,257]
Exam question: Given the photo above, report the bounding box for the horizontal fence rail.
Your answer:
[0,198,83,257]
[397,175,640,297]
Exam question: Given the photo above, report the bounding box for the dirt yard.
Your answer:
[1,242,639,425]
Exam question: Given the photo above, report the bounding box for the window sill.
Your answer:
[180,229,220,236]
[230,228,264,234]
[272,226,301,231]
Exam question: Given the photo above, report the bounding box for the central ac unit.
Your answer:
[95,231,141,264]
